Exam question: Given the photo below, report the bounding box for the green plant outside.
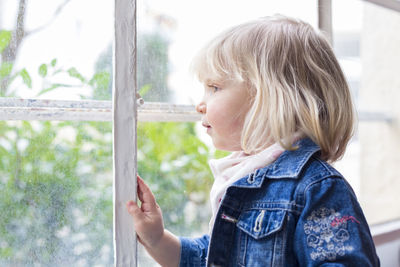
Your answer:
[0,30,225,265]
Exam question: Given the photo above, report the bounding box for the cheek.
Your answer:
[206,101,232,127]
[208,103,244,133]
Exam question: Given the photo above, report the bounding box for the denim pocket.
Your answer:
[235,209,287,266]
[236,209,286,239]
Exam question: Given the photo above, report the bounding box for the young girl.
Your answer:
[126,16,380,267]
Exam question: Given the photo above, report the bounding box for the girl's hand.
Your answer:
[126,175,180,267]
[126,175,164,249]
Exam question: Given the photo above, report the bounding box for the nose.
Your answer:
[196,101,206,114]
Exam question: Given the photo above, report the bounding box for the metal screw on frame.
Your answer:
[136,92,144,106]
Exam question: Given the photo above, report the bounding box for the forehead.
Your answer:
[197,67,226,83]
[198,66,243,85]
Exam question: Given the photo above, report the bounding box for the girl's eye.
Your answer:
[209,85,220,92]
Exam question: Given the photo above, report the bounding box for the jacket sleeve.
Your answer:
[294,177,380,267]
[179,234,210,267]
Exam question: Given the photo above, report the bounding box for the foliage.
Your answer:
[0,30,12,54]
[0,27,217,266]
[0,120,114,266]
[138,122,213,235]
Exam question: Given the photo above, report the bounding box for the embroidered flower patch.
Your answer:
[304,207,356,261]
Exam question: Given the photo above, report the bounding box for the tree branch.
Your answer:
[1,0,26,95]
[26,0,72,36]
[1,0,72,95]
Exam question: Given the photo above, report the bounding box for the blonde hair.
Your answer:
[192,16,355,162]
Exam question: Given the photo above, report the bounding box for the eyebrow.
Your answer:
[204,78,218,84]
[204,77,226,86]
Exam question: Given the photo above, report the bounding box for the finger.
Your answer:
[136,177,155,213]
[136,175,157,208]
[137,178,147,204]
[126,200,143,218]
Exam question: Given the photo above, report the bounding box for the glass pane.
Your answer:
[137,121,228,265]
[137,0,318,104]
[0,120,113,265]
[0,0,113,100]
[332,0,400,225]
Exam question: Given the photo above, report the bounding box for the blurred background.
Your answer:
[0,0,399,266]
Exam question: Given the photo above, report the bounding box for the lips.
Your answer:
[201,121,211,134]
[202,122,211,128]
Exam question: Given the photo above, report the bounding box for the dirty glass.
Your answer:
[332,0,400,225]
[0,0,114,265]
[0,120,113,266]
[136,121,217,265]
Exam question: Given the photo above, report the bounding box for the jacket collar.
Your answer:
[232,138,320,188]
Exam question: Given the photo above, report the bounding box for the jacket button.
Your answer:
[247,173,255,184]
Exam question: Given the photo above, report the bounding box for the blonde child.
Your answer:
[126,16,380,266]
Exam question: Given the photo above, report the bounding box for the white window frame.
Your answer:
[363,0,400,12]
[0,0,397,265]
[113,0,138,265]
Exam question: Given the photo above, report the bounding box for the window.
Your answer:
[331,1,400,265]
[0,1,114,266]
[332,0,400,225]
[2,0,398,266]
[136,0,318,265]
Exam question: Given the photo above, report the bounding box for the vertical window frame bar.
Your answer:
[318,0,333,44]
[113,0,138,266]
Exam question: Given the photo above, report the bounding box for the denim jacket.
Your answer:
[179,138,380,267]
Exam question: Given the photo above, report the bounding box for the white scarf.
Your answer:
[208,142,285,232]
